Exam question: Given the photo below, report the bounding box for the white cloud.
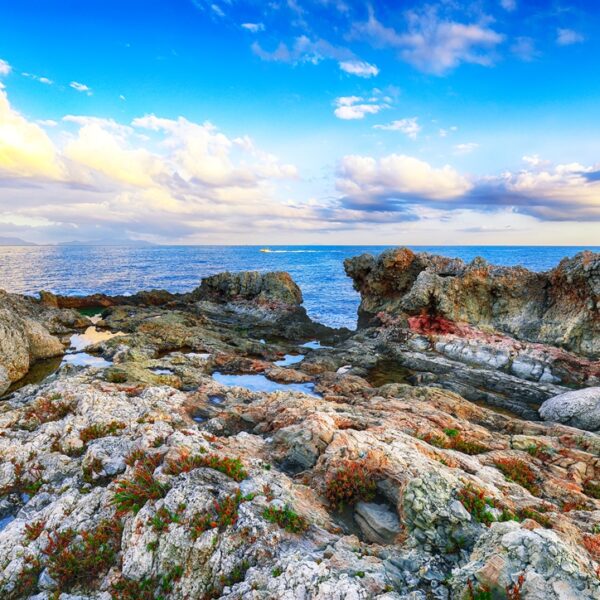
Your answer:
[336,154,473,207]
[339,60,379,78]
[374,117,421,139]
[454,142,479,155]
[333,95,388,120]
[500,0,516,11]
[22,72,53,85]
[241,22,265,33]
[70,81,92,95]
[556,29,584,46]
[522,154,550,168]
[0,59,11,77]
[351,7,504,75]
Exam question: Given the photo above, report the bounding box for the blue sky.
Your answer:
[0,0,599,244]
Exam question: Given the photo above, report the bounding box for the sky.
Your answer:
[0,0,599,245]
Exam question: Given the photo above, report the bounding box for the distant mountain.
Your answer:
[0,236,37,246]
[58,239,156,247]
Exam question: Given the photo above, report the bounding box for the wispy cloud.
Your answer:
[339,60,379,78]
[556,28,584,46]
[454,142,479,155]
[374,117,421,139]
[351,7,504,75]
[22,72,53,85]
[333,95,389,120]
[0,59,11,77]
[510,37,539,62]
[500,0,516,11]
[70,81,92,95]
[241,22,265,33]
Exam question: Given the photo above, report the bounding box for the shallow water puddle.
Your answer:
[366,359,414,387]
[274,354,305,367]
[68,326,123,352]
[300,340,332,350]
[212,372,321,397]
[62,353,112,368]
[0,515,15,531]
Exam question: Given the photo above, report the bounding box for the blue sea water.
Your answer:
[0,245,597,329]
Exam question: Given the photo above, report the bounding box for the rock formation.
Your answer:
[345,247,600,358]
[0,260,599,599]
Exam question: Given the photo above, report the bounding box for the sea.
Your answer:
[0,245,597,330]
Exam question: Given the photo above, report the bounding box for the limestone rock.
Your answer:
[539,387,600,431]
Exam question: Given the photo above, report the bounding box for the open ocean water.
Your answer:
[0,245,598,330]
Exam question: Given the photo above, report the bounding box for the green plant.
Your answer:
[148,505,183,533]
[112,455,169,514]
[19,395,73,430]
[79,421,126,443]
[189,491,249,539]
[110,565,183,600]
[272,567,283,577]
[325,460,377,510]
[263,505,308,533]
[525,445,552,461]
[494,458,539,495]
[583,480,600,500]
[422,430,489,455]
[466,579,492,600]
[43,518,123,591]
[166,451,247,482]
[457,484,496,526]
[24,520,45,542]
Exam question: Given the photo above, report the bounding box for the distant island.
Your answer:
[0,236,37,246]
[57,239,156,247]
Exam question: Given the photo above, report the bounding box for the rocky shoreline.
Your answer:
[0,251,599,599]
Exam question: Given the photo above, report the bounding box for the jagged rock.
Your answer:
[193,271,303,306]
[539,387,600,431]
[345,248,600,358]
[451,521,600,599]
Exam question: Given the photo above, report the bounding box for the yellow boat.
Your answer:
[260,248,272,253]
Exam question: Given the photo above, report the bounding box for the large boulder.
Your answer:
[344,248,600,358]
[539,387,600,431]
[193,271,303,306]
[0,295,65,394]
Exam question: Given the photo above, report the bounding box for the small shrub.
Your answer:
[112,455,169,514]
[517,507,552,528]
[263,505,308,534]
[422,430,489,455]
[506,573,525,600]
[166,451,247,482]
[3,557,42,599]
[466,579,492,600]
[124,448,146,466]
[111,565,183,600]
[583,480,600,500]
[148,505,183,533]
[525,445,553,461]
[457,484,496,526]
[325,460,377,510]
[79,421,125,443]
[189,490,249,539]
[20,395,73,430]
[43,518,123,591]
[24,520,45,542]
[493,458,539,495]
